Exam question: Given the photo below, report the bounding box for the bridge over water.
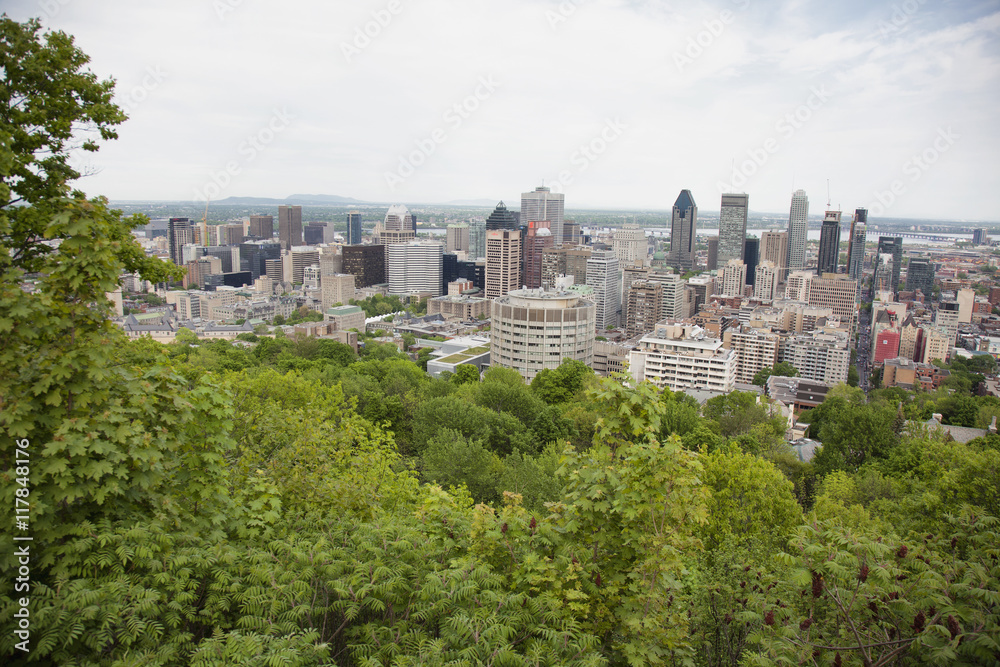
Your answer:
[865,231,960,243]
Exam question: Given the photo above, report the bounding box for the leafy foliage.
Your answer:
[2,20,999,663]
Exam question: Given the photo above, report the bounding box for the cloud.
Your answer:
[3,0,998,219]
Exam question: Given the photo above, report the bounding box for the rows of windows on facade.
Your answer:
[132,185,988,396]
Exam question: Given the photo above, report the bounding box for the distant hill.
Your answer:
[284,194,368,204]
[214,194,367,206]
[444,198,502,207]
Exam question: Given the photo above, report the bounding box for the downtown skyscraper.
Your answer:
[877,236,903,297]
[847,208,867,284]
[717,193,749,266]
[167,217,192,266]
[520,186,565,245]
[587,249,621,331]
[249,215,274,239]
[278,205,302,251]
[760,230,788,280]
[817,210,842,276]
[668,189,697,272]
[346,211,362,245]
[485,202,521,299]
[786,190,809,274]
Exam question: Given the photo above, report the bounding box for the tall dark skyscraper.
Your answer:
[718,193,749,265]
[239,241,281,280]
[706,236,719,271]
[278,205,302,250]
[877,236,903,296]
[457,260,485,290]
[817,210,842,275]
[669,189,697,272]
[249,215,274,239]
[846,209,867,285]
[486,201,518,230]
[442,252,459,293]
[347,211,362,245]
[906,258,934,297]
[743,237,759,287]
[845,208,866,275]
[168,217,192,266]
[342,244,386,287]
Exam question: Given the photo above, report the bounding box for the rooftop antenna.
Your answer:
[826,179,831,209]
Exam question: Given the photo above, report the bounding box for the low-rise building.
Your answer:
[593,340,632,377]
[766,376,834,411]
[629,321,737,392]
[426,336,492,378]
[882,357,951,391]
[324,305,366,332]
[428,294,490,321]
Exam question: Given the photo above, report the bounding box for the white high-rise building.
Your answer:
[718,193,749,266]
[786,190,809,274]
[379,204,416,246]
[387,242,443,297]
[785,270,813,302]
[753,261,779,302]
[781,330,851,385]
[629,322,737,392]
[647,271,687,320]
[521,186,565,245]
[723,325,781,385]
[613,224,646,267]
[587,250,622,331]
[720,259,747,297]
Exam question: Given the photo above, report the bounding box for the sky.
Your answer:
[6,0,1000,220]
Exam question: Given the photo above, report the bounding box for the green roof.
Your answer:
[436,346,490,365]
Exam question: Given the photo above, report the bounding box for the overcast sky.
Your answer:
[7,0,1000,219]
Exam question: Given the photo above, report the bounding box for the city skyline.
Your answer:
[3,0,998,220]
